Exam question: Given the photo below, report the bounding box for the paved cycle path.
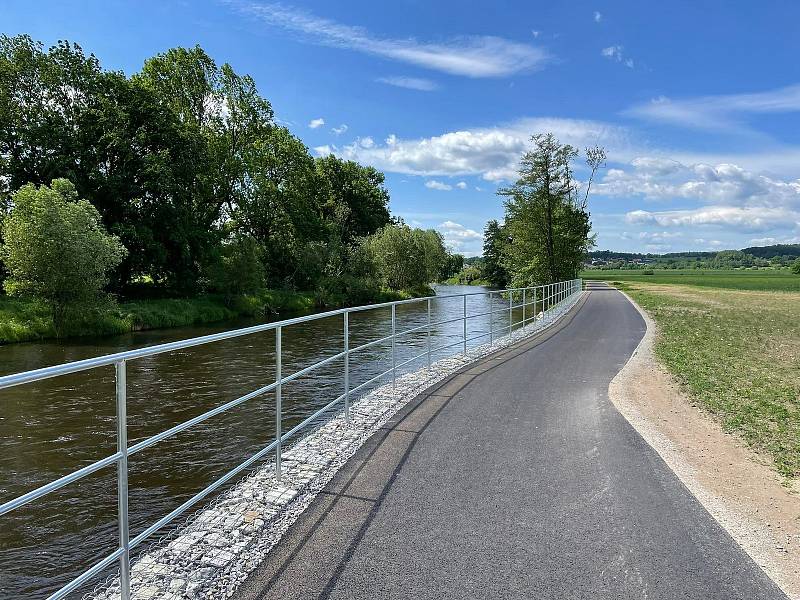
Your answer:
[236,283,786,600]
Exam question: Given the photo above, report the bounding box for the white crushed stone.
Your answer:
[88,292,584,600]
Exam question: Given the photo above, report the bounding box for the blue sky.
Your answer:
[4,0,800,256]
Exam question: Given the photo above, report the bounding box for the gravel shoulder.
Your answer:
[609,290,800,600]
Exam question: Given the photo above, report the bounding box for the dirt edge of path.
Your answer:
[609,290,800,600]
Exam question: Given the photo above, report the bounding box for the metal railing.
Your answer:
[0,278,582,600]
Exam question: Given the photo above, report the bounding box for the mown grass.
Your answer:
[581,268,800,292]
[608,279,800,478]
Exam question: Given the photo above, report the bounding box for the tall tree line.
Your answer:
[0,35,420,300]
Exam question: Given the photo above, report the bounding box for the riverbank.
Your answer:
[0,286,434,345]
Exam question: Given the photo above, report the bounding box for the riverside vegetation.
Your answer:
[598,272,800,480]
[0,36,464,343]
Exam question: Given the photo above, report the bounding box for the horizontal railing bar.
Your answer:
[128,383,277,456]
[48,547,124,600]
[349,366,395,396]
[280,392,346,442]
[130,437,280,550]
[0,451,122,516]
[280,350,347,386]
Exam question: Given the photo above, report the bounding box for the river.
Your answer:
[0,285,528,599]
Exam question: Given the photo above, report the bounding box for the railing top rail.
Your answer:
[0,280,580,391]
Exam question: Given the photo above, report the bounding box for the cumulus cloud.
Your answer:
[308,117,325,128]
[438,220,483,255]
[231,2,549,77]
[327,117,630,181]
[456,181,467,189]
[597,158,800,207]
[425,180,453,191]
[331,124,348,135]
[601,45,634,68]
[377,76,438,91]
[625,206,798,232]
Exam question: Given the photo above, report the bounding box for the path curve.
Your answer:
[234,283,786,600]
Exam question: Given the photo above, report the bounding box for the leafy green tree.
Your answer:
[364,225,447,290]
[482,220,509,287]
[315,155,391,244]
[234,126,323,287]
[1,180,126,335]
[791,258,800,275]
[0,35,220,292]
[204,234,265,305]
[499,134,599,285]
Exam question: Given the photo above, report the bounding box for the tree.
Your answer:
[234,126,323,287]
[204,234,265,305]
[482,220,508,287]
[498,134,599,285]
[1,180,126,335]
[364,225,447,290]
[791,258,800,275]
[0,35,222,292]
[315,155,391,244]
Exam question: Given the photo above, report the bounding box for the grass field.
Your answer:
[599,277,800,479]
[580,269,800,291]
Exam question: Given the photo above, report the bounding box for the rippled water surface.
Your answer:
[0,285,534,599]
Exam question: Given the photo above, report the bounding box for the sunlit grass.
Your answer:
[581,268,800,291]
[613,281,800,478]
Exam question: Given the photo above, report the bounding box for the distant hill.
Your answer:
[586,244,800,269]
[589,244,800,261]
[740,244,800,259]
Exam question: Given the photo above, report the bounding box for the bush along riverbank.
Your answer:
[0,286,434,345]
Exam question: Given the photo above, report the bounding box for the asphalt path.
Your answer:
[235,283,786,600]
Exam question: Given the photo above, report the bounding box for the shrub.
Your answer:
[1,180,126,336]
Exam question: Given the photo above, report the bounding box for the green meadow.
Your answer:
[594,274,800,479]
[581,269,800,292]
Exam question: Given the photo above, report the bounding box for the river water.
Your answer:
[0,285,531,599]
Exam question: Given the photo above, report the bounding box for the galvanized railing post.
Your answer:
[426,298,432,368]
[522,288,526,326]
[115,361,131,600]
[343,312,350,423]
[508,290,513,336]
[489,292,494,345]
[391,304,396,388]
[462,294,467,354]
[275,326,282,481]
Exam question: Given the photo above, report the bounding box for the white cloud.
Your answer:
[594,11,602,22]
[748,236,800,246]
[425,180,453,191]
[358,136,375,149]
[597,158,800,207]
[313,144,333,156]
[232,2,549,77]
[376,76,438,91]
[601,45,633,68]
[438,220,483,255]
[626,84,800,132]
[456,181,467,189]
[531,30,540,38]
[625,206,799,232]
[330,117,631,181]
[308,117,325,128]
[331,124,348,135]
